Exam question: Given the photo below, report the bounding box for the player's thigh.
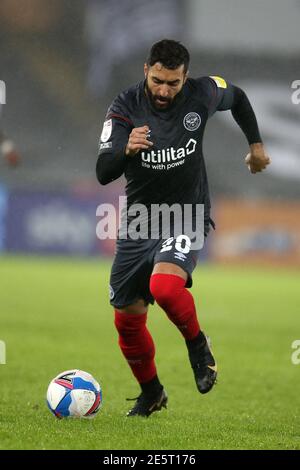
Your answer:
[109,238,154,309]
[116,299,149,314]
[152,261,187,282]
[153,234,200,287]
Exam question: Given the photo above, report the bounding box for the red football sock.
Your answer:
[150,273,200,340]
[114,311,157,384]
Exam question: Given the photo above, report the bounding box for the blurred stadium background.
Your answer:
[0,0,300,450]
[0,0,299,263]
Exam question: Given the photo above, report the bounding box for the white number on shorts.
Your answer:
[175,235,191,254]
[160,235,191,254]
[160,237,174,252]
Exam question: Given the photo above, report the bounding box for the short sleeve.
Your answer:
[195,76,235,117]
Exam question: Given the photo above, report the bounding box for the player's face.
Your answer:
[144,62,188,110]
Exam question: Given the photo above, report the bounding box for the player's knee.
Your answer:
[150,274,177,307]
[114,310,147,336]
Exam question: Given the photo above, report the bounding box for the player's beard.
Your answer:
[145,79,175,110]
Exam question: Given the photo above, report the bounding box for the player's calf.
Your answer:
[150,273,200,340]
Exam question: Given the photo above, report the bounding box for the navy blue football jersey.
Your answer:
[98,76,235,223]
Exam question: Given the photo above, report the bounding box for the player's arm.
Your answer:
[96,104,153,185]
[207,77,270,174]
[96,101,133,185]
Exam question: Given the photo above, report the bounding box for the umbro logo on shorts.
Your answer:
[174,252,187,262]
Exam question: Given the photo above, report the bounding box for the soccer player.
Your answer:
[96,39,270,417]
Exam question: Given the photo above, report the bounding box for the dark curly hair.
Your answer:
[147,39,190,73]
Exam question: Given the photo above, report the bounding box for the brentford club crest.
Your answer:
[183,112,201,131]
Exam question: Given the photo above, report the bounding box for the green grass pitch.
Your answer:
[0,255,299,450]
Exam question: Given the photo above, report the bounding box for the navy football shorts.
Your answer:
[109,230,208,309]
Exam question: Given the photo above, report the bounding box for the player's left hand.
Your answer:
[245,143,271,174]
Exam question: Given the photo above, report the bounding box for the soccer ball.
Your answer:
[46,369,102,419]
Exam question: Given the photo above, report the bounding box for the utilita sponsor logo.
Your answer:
[141,138,197,167]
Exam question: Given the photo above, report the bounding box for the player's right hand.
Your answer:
[125,126,153,156]
[245,143,271,174]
